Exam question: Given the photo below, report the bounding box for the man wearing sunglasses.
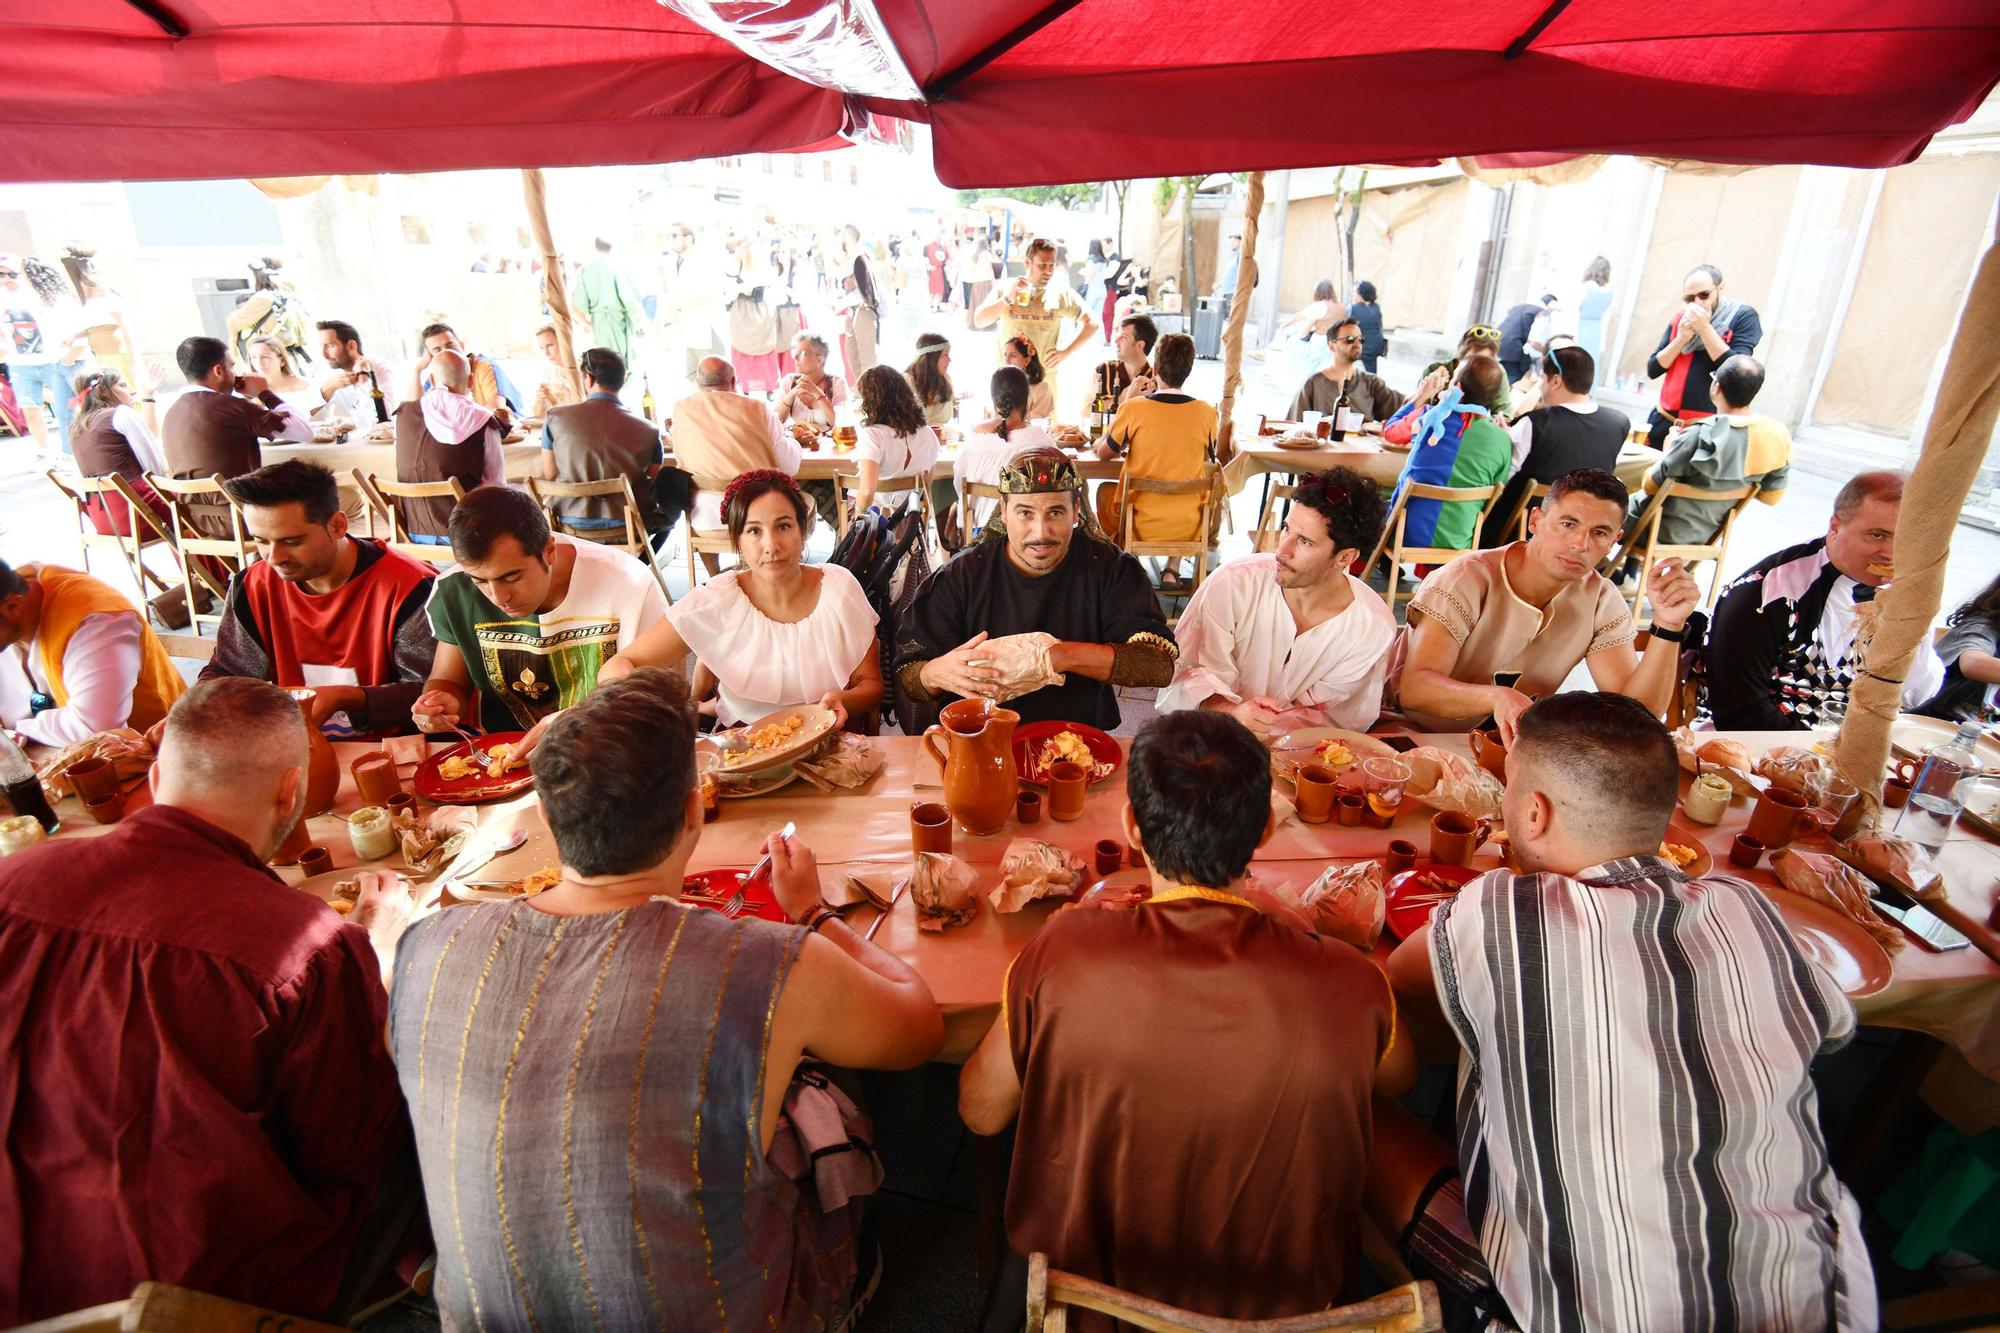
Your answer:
[1645,263,1763,447]
[1285,318,1407,425]
[975,238,1098,402]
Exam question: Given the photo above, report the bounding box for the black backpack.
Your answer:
[830,502,935,734]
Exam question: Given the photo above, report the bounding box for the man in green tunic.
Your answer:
[572,237,643,364]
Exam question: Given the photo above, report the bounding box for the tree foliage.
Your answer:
[954,183,1104,211]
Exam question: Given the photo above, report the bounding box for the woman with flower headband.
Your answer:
[602,470,883,728]
[905,332,956,427]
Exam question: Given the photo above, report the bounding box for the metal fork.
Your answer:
[723,820,795,918]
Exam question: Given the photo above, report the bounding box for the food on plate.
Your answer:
[911,852,981,932]
[1770,848,1903,955]
[1834,832,1944,902]
[1029,729,1116,782]
[1695,737,1755,771]
[723,713,809,768]
[787,420,820,446]
[1051,424,1088,446]
[328,879,360,915]
[437,753,476,781]
[1658,841,1700,870]
[500,865,560,897]
[364,421,396,443]
[481,742,519,777]
[435,741,518,783]
[1754,745,1824,794]
[1315,738,1354,768]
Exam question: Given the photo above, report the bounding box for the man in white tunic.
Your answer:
[1157,468,1395,735]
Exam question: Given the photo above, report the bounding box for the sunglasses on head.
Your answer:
[1464,325,1502,343]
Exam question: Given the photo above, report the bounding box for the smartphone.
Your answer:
[1873,894,1972,952]
[1378,736,1420,754]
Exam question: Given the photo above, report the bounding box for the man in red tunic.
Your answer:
[0,678,415,1324]
[199,460,435,738]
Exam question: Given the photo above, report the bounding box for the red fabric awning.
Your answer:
[4,0,1998,184]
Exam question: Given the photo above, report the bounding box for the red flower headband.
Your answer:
[721,468,802,515]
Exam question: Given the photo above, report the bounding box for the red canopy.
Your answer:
[5,0,1998,184]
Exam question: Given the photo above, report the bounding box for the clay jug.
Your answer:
[287,688,341,817]
[922,699,1020,836]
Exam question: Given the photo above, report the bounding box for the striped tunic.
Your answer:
[1430,857,1876,1332]
[389,897,855,1332]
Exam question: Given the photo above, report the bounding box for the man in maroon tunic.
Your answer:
[0,678,414,1323]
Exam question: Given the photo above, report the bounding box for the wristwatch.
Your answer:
[1649,623,1687,643]
[795,902,841,933]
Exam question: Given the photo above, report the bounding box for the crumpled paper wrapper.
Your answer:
[829,861,901,912]
[1403,746,1504,821]
[913,852,981,932]
[35,727,155,800]
[1834,832,1945,903]
[395,807,475,878]
[1296,861,1386,950]
[794,734,885,792]
[1755,745,1825,795]
[981,631,1063,705]
[1771,847,1904,955]
[1670,727,1763,798]
[990,838,1087,913]
[1270,787,1297,827]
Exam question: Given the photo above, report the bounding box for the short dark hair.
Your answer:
[315,319,362,352]
[1685,263,1723,288]
[176,335,230,382]
[1545,467,1629,511]
[858,364,927,436]
[724,469,810,541]
[1326,317,1361,345]
[1355,280,1377,302]
[419,321,455,343]
[0,559,26,600]
[579,347,626,392]
[1126,711,1271,888]
[223,460,342,525]
[448,485,549,564]
[1153,333,1195,387]
[1025,238,1056,260]
[1291,465,1385,557]
[1456,354,1506,412]
[532,667,697,876]
[1711,354,1764,409]
[1513,692,1679,843]
[1119,314,1158,354]
[1312,279,1336,302]
[1544,344,1594,394]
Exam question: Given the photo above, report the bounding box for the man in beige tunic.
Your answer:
[1388,468,1698,736]
[670,355,800,534]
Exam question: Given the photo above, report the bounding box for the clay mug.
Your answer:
[1047,762,1088,822]
[1468,727,1508,779]
[910,801,954,856]
[1746,787,1809,849]
[1295,763,1338,824]
[67,757,120,805]
[1336,793,1366,826]
[1729,833,1766,870]
[1384,839,1419,874]
[1430,811,1492,867]
[1093,839,1124,876]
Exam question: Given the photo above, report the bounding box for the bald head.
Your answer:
[694,356,734,391]
[1456,354,1506,413]
[151,678,309,860]
[432,348,472,394]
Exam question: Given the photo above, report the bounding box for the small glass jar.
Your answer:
[697,753,722,823]
[1683,773,1732,826]
[348,806,397,861]
[0,814,48,857]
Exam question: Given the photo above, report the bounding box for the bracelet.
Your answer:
[795,902,840,933]
[1648,623,1687,643]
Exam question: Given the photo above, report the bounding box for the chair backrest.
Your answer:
[352,469,465,566]
[1365,481,1501,611]
[527,475,671,600]
[1500,480,1551,545]
[1118,465,1218,552]
[1025,1256,1443,1333]
[146,471,255,557]
[1619,480,1759,615]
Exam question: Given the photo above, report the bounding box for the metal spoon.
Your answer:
[450,827,531,885]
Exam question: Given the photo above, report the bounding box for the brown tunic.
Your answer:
[71,408,145,483]
[1003,890,1393,1325]
[161,387,290,537]
[391,401,498,538]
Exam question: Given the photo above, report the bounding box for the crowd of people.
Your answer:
[1,228,1995,1333]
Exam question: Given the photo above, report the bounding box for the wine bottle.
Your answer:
[1330,382,1351,442]
[641,375,656,424]
[0,731,58,833]
[366,367,388,424]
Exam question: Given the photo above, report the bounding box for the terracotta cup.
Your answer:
[350,751,402,805]
[911,801,953,856]
[272,815,313,866]
[1729,833,1766,870]
[67,757,121,804]
[1468,728,1508,779]
[1127,841,1144,868]
[1882,777,1913,810]
[1015,791,1043,825]
[1385,839,1419,874]
[1430,811,1492,867]
[1746,787,1810,849]
[386,791,417,817]
[297,845,334,877]
[83,791,124,825]
[1093,839,1124,876]
[1295,763,1339,824]
[1048,761,1088,821]
[1336,792,1366,826]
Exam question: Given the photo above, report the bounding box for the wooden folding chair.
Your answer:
[145,472,254,634]
[1364,482,1501,614]
[684,522,737,586]
[12,1280,350,1333]
[834,469,937,556]
[960,479,1005,542]
[1610,481,1758,618]
[1025,1256,1442,1333]
[42,470,179,602]
[526,475,672,602]
[1118,463,1219,622]
[1250,481,1296,554]
[1493,480,1550,545]
[351,469,465,569]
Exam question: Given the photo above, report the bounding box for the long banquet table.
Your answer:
[1222,437,1660,497]
[39,730,2000,1072]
